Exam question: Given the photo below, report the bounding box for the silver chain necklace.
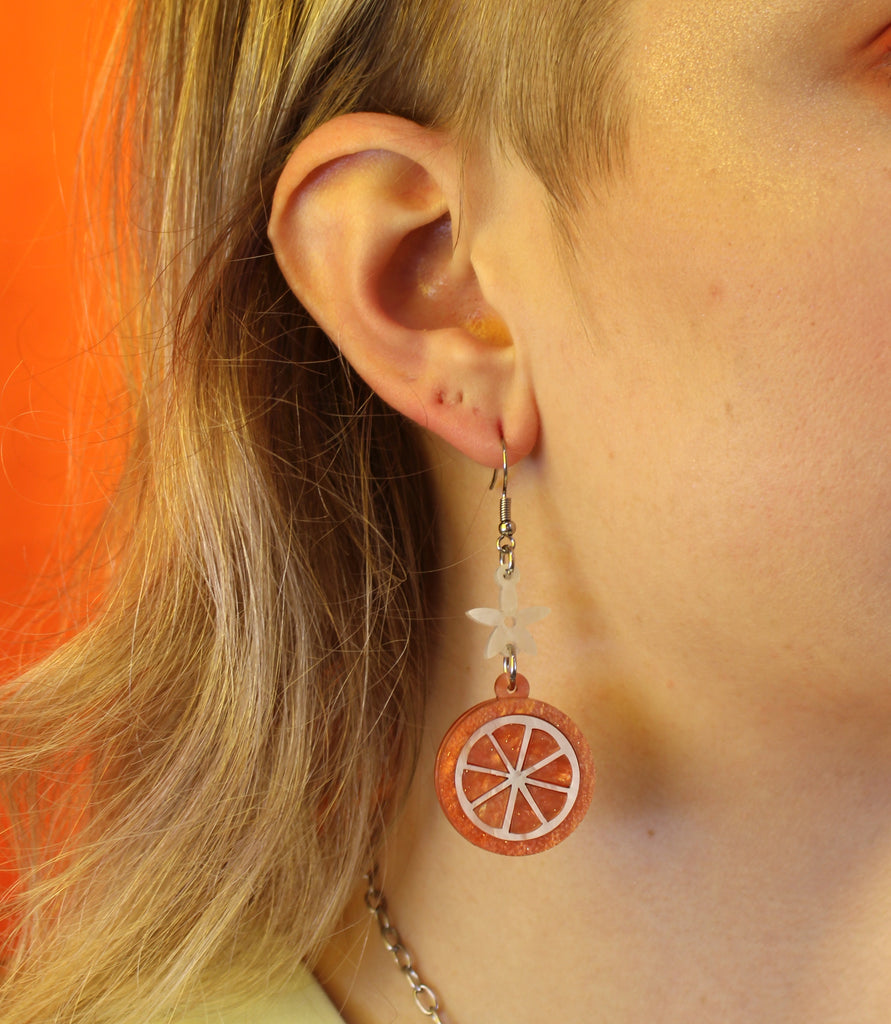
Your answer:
[364,870,446,1023]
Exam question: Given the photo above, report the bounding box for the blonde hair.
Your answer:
[0,1,631,1020]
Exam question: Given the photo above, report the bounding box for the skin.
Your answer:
[277,0,891,1020]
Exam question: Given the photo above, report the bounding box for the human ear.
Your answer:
[268,113,538,466]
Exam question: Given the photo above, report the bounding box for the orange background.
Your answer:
[1,1,116,666]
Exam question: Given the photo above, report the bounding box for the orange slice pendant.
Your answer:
[435,674,594,855]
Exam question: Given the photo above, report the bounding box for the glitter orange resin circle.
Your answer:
[434,676,594,855]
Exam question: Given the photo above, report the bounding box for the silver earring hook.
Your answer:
[489,439,508,497]
[492,440,516,575]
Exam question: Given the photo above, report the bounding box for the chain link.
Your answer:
[364,870,445,1024]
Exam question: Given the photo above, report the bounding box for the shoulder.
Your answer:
[173,970,345,1024]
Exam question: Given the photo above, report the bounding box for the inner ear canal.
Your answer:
[380,213,467,329]
[381,211,513,350]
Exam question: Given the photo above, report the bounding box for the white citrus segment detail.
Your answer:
[454,714,581,841]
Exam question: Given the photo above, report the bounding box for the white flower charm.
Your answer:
[467,566,550,660]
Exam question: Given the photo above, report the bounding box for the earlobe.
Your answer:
[268,113,538,466]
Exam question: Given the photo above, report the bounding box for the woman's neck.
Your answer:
[317,631,891,1024]
[316,447,891,1023]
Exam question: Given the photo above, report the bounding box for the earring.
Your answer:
[434,445,594,855]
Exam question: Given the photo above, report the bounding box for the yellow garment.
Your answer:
[174,971,344,1024]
